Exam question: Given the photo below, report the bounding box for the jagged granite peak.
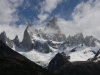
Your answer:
[66,33,100,47]
[0,31,14,48]
[13,35,20,46]
[84,35,100,47]
[44,16,61,34]
[0,31,7,44]
[74,33,85,44]
[22,23,33,51]
[48,52,70,72]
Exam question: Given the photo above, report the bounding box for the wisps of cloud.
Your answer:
[57,0,100,39]
[37,0,65,23]
[0,0,26,41]
[0,25,26,41]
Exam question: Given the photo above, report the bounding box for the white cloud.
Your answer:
[0,25,26,41]
[57,0,100,39]
[0,0,23,24]
[42,0,62,13]
[0,0,25,41]
[38,13,49,23]
[38,0,64,23]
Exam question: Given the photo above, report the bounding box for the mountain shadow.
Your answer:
[0,40,60,75]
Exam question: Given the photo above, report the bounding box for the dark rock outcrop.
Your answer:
[48,52,70,72]
[89,49,100,61]
[0,31,7,44]
[56,61,100,75]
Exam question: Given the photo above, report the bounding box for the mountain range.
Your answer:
[0,16,100,68]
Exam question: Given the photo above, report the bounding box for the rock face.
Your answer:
[0,31,13,48]
[0,31,7,44]
[34,40,52,53]
[89,49,100,61]
[40,33,66,42]
[66,33,100,47]
[84,36,99,47]
[48,52,70,72]
[0,40,58,75]
[20,17,67,52]
[13,35,20,46]
[22,25,33,50]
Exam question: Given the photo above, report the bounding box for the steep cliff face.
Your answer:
[0,31,13,48]
[22,24,33,50]
[0,31,7,44]
[13,35,20,46]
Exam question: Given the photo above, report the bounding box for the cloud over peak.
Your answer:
[38,0,65,23]
[58,0,100,39]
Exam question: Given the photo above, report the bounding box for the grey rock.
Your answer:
[66,33,100,47]
[13,35,20,46]
[0,31,7,44]
[84,36,100,47]
[22,24,33,50]
[0,31,13,48]
[40,33,66,42]
[33,40,52,53]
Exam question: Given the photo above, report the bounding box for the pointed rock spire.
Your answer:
[22,23,33,50]
[0,31,7,44]
[13,35,20,46]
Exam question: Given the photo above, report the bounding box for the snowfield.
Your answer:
[16,41,100,67]
[19,49,58,67]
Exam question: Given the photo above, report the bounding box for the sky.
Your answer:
[0,0,100,41]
